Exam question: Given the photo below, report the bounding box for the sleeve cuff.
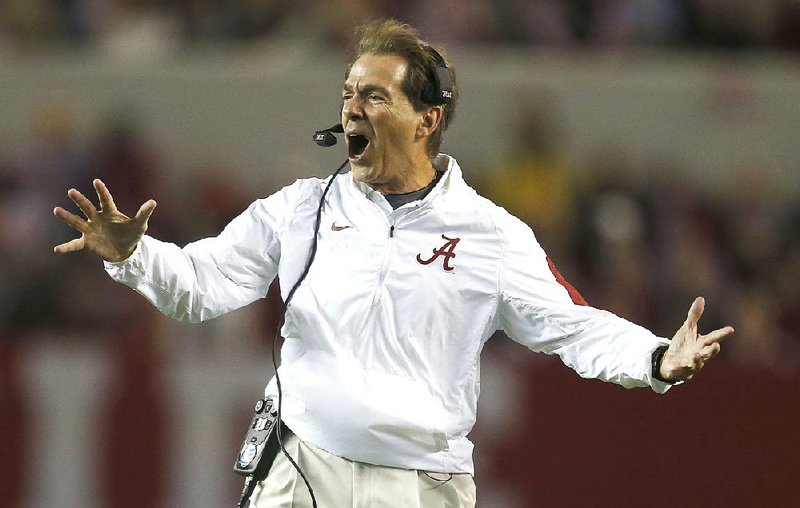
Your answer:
[103,241,144,279]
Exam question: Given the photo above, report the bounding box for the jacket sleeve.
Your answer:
[104,180,309,323]
[495,212,673,393]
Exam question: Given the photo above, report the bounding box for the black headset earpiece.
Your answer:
[424,46,453,106]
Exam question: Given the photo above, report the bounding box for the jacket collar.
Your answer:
[347,153,464,208]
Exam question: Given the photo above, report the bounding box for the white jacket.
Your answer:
[105,154,672,474]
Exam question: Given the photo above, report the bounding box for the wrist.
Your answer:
[104,241,141,265]
[652,345,677,384]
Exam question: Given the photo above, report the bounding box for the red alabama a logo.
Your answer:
[416,234,460,272]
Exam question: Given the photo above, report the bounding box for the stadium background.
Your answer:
[1,1,799,506]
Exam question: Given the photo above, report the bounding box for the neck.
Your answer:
[374,158,436,195]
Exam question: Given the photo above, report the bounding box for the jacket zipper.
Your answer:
[371,223,396,307]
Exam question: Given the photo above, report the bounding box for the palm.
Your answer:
[53,179,157,262]
[660,297,735,382]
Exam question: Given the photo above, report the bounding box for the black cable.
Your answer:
[237,476,256,508]
[266,159,349,508]
[423,471,454,489]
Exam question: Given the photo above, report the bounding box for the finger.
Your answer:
[67,188,97,220]
[684,296,705,334]
[133,199,157,227]
[701,326,735,346]
[697,343,720,363]
[53,206,89,233]
[54,237,85,254]
[93,179,118,213]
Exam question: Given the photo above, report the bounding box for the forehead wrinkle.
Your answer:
[345,54,408,92]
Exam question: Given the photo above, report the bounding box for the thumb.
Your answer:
[133,199,157,228]
[686,296,705,328]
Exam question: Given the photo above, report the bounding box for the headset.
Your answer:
[244,47,454,508]
[423,45,454,106]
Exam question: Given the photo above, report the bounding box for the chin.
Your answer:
[350,162,377,184]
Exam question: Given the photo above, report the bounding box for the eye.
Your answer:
[342,92,353,101]
[368,93,384,102]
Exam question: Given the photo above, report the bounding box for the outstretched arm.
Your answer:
[52,177,304,323]
[659,297,735,382]
[53,179,157,262]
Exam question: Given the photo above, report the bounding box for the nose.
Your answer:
[342,97,364,122]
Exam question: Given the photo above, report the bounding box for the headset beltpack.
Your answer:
[234,397,281,507]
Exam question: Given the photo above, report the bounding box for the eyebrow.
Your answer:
[342,83,391,97]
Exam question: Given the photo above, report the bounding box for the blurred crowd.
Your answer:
[1,90,798,381]
[0,98,274,345]
[476,98,800,379]
[2,0,800,53]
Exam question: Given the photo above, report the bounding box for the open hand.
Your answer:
[660,297,735,382]
[53,179,156,262]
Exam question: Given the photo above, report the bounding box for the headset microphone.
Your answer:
[313,123,343,147]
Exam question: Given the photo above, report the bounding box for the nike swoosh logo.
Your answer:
[331,222,353,231]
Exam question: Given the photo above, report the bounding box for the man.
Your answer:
[53,19,733,508]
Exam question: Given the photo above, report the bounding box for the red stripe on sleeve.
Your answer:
[546,256,588,306]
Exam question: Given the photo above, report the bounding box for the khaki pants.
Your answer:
[249,431,476,507]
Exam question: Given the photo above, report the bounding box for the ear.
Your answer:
[415,106,443,140]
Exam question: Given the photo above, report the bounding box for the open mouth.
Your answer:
[347,134,369,159]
